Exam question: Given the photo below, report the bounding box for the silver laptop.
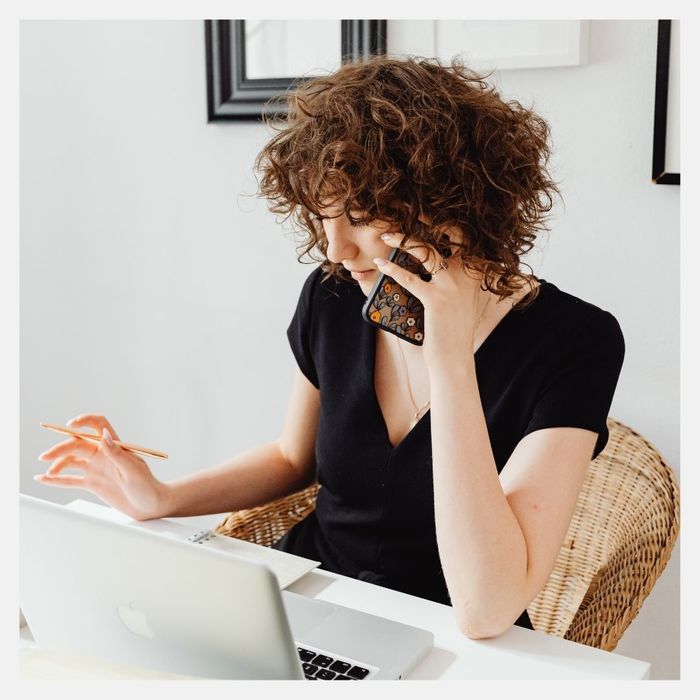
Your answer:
[19,494,433,680]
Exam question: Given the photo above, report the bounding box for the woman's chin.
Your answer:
[358,277,378,296]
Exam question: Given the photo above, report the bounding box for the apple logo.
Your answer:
[116,601,155,639]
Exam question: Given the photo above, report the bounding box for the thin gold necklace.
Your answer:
[396,293,492,428]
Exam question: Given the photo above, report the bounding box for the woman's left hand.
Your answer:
[374,231,486,375]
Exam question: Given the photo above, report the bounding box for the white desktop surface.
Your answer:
[19,511,651,680]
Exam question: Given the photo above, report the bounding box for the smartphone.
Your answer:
[361,246,436,346]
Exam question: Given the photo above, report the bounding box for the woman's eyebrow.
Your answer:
[316,206,355,219]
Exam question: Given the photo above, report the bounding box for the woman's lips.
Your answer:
[350,269,375,280]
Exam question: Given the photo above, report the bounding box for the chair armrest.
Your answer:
[214,483,320,547]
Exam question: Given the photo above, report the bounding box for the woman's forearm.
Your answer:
[156,441,315,519]
[429,360,529,638]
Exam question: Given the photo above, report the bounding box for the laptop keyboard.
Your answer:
[297,646,371,680]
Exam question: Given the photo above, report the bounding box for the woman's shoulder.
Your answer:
[534,278,624,350]
[290,265,363,340]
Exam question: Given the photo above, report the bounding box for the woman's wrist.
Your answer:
[426,353,476,388]
[149,479,179,520]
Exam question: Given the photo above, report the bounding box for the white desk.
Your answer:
[19,511,650,680]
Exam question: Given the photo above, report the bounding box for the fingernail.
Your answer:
[33,475,43,481]
[380,233,392,241]
[373,257,387,267]
[38,452,47,461]
[102,428,113,445]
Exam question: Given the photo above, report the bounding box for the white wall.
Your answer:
[19,20,679,678]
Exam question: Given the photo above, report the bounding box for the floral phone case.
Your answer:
[361,247,433,346]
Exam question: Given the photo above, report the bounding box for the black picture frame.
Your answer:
[652,20,680,185]
[205,20,387,121]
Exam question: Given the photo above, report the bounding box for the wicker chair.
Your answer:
[215,417,679,651]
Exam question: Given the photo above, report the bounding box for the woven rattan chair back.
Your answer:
[215,417,679,651]
[527,417,679,650]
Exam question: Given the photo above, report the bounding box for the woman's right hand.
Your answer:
[35,414,172,521]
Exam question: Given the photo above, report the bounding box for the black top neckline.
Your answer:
[363,278,551,451]
[473,277,550,358]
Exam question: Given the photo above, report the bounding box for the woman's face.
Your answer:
[317,204,397,297]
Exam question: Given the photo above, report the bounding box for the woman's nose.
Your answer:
[325,221,358,264]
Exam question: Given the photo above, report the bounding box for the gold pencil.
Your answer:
[39,422,168,459]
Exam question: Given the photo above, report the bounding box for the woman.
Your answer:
[35,56,625,640]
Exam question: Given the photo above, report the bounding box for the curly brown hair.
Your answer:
[255,55,561,307]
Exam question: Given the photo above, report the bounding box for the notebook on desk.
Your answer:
[64,497,320,589]
[19,494,434,680]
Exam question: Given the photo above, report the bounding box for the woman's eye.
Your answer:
[311,210,369,227]
[347,212,370,227]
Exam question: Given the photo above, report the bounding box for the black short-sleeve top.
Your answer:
[273,266,625,631]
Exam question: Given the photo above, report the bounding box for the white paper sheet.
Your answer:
[65,499,320,589]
